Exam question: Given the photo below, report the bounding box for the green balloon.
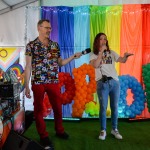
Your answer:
[144,75,149,81]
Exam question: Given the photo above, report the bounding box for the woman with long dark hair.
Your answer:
[90,33,133,140]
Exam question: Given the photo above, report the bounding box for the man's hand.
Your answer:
[74,52,82,59]
[25,88,31,99]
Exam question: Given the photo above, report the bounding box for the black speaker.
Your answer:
[0,83,20,99]
[2,130,44,150]
[25,111,34,131]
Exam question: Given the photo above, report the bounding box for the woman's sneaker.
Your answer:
[98,130,106,140]
[111,129,123,139]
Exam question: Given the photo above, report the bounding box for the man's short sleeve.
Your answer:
[56,42,61,58]
[25,42,32,56]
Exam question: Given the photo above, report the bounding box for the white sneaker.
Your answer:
[98,130,106,140]
[111,129,123,140]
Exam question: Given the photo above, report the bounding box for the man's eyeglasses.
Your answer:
[40,26,52,30]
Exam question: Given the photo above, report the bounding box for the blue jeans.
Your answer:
[97,79,120,131]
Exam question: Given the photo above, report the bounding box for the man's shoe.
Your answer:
[98,130,106,140]
[111,129,123,140]
[40,137,54,150]
[56,132,69,139]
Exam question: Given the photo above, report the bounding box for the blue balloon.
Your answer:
[125,109,132,116]
[118,75,146,118]
[118,107,123,113]
[129,113,136,118]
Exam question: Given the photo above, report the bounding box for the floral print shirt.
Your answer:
[25,38,61,85]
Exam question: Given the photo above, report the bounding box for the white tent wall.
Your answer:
[26,6,40,44]
[0,1,39,47]
[0,8,25,46]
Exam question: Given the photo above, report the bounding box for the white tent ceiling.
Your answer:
[0,0,38,15]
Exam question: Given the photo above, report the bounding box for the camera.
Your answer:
[101,75,108,83]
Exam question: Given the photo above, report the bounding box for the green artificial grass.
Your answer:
[23,119,150,150]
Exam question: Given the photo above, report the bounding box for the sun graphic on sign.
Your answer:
[0,47,21,72]
[0,49,8,58]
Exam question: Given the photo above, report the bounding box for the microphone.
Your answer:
[81,48,91,55]
[74,48,91,57]
[102,44,110,53]
[102,44,107,53]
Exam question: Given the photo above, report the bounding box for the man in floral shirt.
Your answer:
[25,19,81,150]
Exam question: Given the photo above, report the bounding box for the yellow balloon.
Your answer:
[106,109,111,116]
